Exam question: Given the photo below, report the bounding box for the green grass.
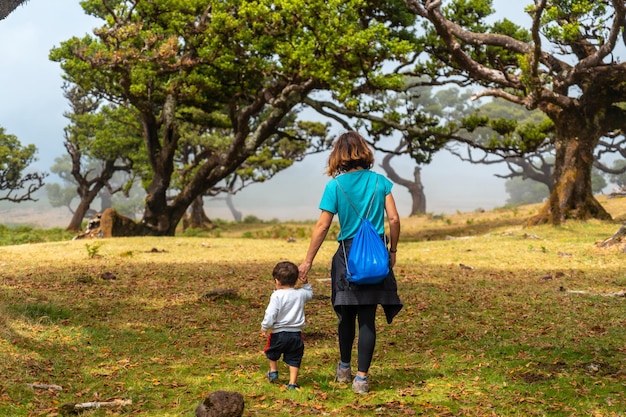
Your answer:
[0,224,75,246]
[1,201,626,416]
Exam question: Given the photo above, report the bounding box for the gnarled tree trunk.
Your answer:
[67,196,98,232]
[380,148,426,216]
[527,118,611,226]
[225,193,243,222]
[183,196,214,231]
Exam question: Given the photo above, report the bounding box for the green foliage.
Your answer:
[461,114,490,132]
[243,215,264,224]
[242,224,310,239]
[367,84,475,166]
[443,0,493,30]
[0,127,47,202]
[541,0,606,44]
[0,129,37,182]
[505,177,549,205]
[88,105,144,161]
[85,242,103,258]
[228,119,332,188]
[423,0,530,74]
[465,99,553,152]
[45,177,77,209]
[8,302,72,323]
[516,119,555,152]
[54,0,413,102]
[47,85,146,229]
[607,160,626,187]
[448,98,555,178]
[489,118,518,136]
[591,167,607,193]
[0,225,74,246]
[49,0,416,235]
[408,0,626,223]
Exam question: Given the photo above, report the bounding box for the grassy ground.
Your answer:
[1,197,626,416]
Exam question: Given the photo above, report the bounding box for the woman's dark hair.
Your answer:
[272,261,299,286]
[326,131,374,177]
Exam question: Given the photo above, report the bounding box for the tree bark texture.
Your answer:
[225,193,243,222]
[380,148,426,216]
[183,196,214,231]
[67,196,98,232]
[65,171,115,232]
[528,121,611,225]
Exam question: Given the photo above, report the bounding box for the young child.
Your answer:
[261,261,313,390]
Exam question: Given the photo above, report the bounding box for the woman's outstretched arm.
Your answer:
[299,210,334,278]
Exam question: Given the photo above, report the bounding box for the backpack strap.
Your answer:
[335,175,378,220]
[335,175,379,278]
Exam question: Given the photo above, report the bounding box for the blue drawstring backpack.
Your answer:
[337,177,389,285]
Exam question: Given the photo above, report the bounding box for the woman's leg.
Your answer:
[356,304,377,374]
[337,305,358,364]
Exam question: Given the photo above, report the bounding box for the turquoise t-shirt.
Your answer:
[319,170,393,241]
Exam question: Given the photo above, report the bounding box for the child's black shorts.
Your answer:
[264,331,304,367]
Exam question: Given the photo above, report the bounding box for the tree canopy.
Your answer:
[0,127,46,203]
[50,0,415,235]
[55,84,142,231]
[403,0,626,225]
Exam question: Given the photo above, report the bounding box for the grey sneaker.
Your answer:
[335,364,352,383]
[352,377,369,394]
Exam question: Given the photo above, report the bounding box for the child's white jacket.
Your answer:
[262,284,313,333]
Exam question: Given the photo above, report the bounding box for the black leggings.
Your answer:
[337,304,377,373]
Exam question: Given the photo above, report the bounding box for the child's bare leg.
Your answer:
[269,360,278,372]
[288,365,300,385]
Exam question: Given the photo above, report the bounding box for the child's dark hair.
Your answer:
[273,261,299,286]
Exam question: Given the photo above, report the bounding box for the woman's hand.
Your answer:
[298,262,312,280]
[389,252,397,268]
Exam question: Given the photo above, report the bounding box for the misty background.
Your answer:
[0,0,521,226]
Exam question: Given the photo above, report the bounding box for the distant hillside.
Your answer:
[0,200,70,228]
[2,194,625,232]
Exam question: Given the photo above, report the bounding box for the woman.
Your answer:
[298,131,403,394]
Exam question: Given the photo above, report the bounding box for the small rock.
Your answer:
[101,272,116,280]
[195,391,244,417]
